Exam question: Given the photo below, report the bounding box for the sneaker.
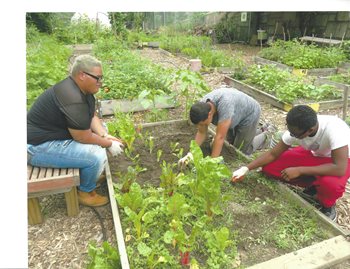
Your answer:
[320,205,337,221]
[260,122,277,133]
[302,185,317,198]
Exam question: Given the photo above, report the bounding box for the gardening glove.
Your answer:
[107,141,124,157]
[231,166,249,183]
[178,152,193,169]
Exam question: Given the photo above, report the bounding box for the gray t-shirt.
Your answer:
[201,87,261,129]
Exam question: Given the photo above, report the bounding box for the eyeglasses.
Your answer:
[289,128,308,139]
[83,71,103,82]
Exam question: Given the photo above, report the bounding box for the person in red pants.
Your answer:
[231,105,350,221]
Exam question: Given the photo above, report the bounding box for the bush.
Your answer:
[259,39,347,69]
[26,27,71,109]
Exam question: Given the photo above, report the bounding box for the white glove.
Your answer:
[107,141,124,157]
[178,152,193,169]
[231,166,249,182]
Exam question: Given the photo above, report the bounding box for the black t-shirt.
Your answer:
[27,77,95,145]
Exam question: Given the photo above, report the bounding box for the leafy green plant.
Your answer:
[94,36,173,101]
[159,161,183,196]
[189,141,231,217]
[172,69,210,118]
[244,64,341,103]
[87,241,121,269]
[138,89,171,122]
[170,142,184,159]
[259,39,346,69]
[204,227,235,268]
[107,111,138,155]
[329,71,350,85]
[117,182,160,239]
[116,165,147,193]
[345,116,350,126]
[26,27,71,109]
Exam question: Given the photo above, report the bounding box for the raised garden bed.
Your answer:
[105,119,349,268]
[223,75,350,112]
[314,77,349,119]
[254,56,338,77]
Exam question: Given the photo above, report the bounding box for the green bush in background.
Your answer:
[259,39,347,69]
[26,26,72,109]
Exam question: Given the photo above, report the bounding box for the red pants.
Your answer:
[262,146,350,207]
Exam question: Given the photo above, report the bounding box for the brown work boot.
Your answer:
[78,190,109,207]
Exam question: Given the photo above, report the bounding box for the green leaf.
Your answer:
[137,242,152,257]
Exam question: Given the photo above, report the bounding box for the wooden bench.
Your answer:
[27,165,80,225]
[300,36,343,46]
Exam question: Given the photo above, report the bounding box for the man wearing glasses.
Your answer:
[27,54,124,207]
[232,105,350,221]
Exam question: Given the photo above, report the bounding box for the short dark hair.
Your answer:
[286,105,317,130]
[190,102,211,124]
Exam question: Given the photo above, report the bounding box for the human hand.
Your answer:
[281,167,301,181]
[178,152,193,169]
[103,134,124,144]
[231,166,249,183]
[107,141,124,157]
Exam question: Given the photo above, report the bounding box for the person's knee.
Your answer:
[317,176,345,194]
[84,145,107,167]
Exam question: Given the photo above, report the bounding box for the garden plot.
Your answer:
[254,56,338,77]
[255,40,346,77]
[107,119,342,268]
[223,74,350,112]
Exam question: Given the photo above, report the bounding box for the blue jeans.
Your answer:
[27,140,107,192]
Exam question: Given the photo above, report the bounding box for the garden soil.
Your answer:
[28,45,350,268]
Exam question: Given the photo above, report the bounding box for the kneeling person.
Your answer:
[232,105,350,221]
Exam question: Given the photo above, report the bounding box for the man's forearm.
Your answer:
[247,151,277,171]
[211,137,224,157]
[91,115,107,136]
[299,163,347,177]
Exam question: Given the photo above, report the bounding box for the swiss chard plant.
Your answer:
[115,164,147,193]
[159,161,184,196]
[107,111,138,155]
[87,241,121,269]
[188,140,231,217]
[116,182,160,239]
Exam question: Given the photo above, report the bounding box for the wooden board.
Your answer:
[100,96,177,116]
[247,235,350,269]
[105,161,130,269]
[254,56,292,72]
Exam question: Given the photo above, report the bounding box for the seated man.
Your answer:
[179,87,272,166]
[27,54,124,207]
[232,105,350,221]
